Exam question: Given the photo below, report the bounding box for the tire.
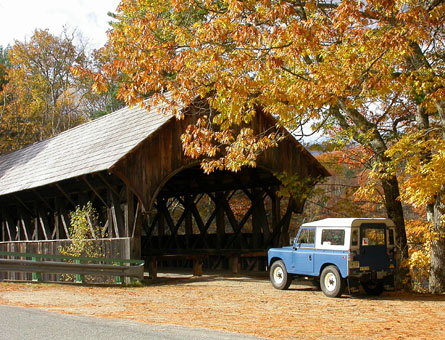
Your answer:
[362,281,384,296]
[270,260,292,290]
[320,265,345,298]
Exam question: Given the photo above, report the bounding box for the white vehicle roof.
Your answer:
[301,218,395,228]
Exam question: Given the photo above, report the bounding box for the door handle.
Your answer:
[309,255,312,261]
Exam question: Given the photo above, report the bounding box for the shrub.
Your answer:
[59,202,108,282]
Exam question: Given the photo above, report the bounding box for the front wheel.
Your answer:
[320,265,345,298]
[270,260,292,290]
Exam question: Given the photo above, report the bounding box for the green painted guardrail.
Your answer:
[0,251,144,284]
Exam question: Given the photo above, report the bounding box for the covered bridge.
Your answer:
[0,95,328,278]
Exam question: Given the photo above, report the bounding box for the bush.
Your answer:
[59,202,108,282]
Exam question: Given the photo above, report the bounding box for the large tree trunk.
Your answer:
[430,101,445,293]
[414,100,445,293]
[381,172,409,289]
[429,190,445,293]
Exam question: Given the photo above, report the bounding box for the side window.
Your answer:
[321,229,345,246]
[297,228,315,246]
[388,228,395,246]
[351,229,359,246]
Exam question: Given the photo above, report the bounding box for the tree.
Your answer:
[309,147,387,218]
[98,0,444,290]
[0,46,10,130]
[0,46,9,92]
[73,46,126,120]
[0,29,99,153]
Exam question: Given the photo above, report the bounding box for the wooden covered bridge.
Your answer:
[0,95,328,278]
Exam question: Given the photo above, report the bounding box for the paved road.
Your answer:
[0,305,265,340]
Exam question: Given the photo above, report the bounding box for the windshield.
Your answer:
[297,228,315,245]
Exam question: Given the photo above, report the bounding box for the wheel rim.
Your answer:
[273,266,284,284]
[324,272,337,292]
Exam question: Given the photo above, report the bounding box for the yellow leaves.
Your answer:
[386,131,445,208]
[181,118,279,174]
[406,219,432,292]
[97,0,445,179]
[275,172,319,201]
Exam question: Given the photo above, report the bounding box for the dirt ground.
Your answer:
[0,271,444,340]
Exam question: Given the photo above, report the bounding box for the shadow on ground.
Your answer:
[141,269,445,302]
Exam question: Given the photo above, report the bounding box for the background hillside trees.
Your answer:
[0,29,124,154]
[0,29,90,153]
[0,46,9,92]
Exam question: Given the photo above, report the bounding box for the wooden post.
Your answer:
[157,199,165,248]
[32,216,38,240]
[53,209,60,240]
[271,189,281,246]
[126,188,135,239]
[193,257,203,276]
[131,201,143,260]
[148,258,158,279]
[36,204,51,240]
[54,197,62,240]
[252,189,267,249]
[184,195,193,248]
[111,189,125,238]
[59,202,71,239]
[107,190,114,238]
[18,208,30,241]
[216,193,225,249]
[231,256,240,274]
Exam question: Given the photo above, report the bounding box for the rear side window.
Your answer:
[321,229,345,246]
[388,228,395,245]
[351,229,359,246]
[298,228,315,245]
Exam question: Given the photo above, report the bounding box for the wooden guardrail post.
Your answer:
[115,261,123,284]
[148,259,157,279]
[32,256,42,282]
[75,259,84,283]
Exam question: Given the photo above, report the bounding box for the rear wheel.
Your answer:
[320,265,345,298]
[362,281,384,296]
[270,260,292,290]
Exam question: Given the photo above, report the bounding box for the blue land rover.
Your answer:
[268,218,396,297]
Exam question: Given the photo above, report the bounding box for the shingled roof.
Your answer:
[0,96,175,196]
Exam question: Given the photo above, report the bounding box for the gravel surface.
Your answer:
[0,272,444,340]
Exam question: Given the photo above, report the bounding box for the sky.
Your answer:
[0,0,121,49]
